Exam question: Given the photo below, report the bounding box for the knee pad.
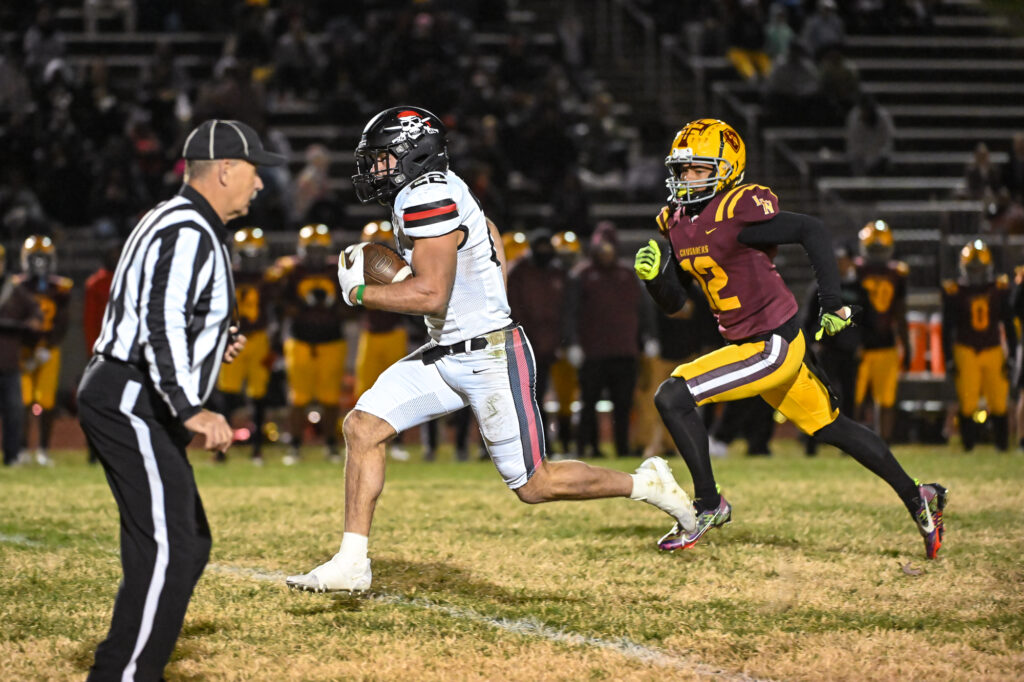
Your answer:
[654,377,697,417]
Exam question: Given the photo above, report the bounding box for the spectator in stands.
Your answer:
[817,47,860,125]
[140,40,192,145]
[962,142,1002,201]
[1002,132,1024,203]
[0,42,33,121]
[550,170,592,236]
[78,59,126,147]
[496,31,540,91]
[272,14,320,102]
[800,0,845,60]
[36,135,90,229]
[985,187,1024,235]
[556,9,591,94]
[90,137,150,237]
[566,221,652,458]
[1,166,46,242]
[22,3,64,85]
[762,40,820,127]
[127,117,166,201]
[725,0,771,82]
[763,3,795,64]
[289,143,331,226]
[193,56,266,131]
[845,93,895,176]
[507,229,569,458]
[577,91,632,190]
[233,3,274,78]
[517,100,576,203]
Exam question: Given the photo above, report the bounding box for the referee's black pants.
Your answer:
[79,357,211,682]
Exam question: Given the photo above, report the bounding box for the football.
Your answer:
[360,242,412,285]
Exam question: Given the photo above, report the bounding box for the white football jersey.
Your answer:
[392,170,512,344]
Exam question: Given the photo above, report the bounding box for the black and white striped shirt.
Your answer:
[94,185,234,424]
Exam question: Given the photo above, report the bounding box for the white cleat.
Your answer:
[708,437,729,458]
[632,457,697,533]
[282,452,300,466]
[35,450,54,467]
[388,446,411,462]
[286,556,372,593]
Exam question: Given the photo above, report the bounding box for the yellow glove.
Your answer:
[634,239,661,281]
[815,305,861,341]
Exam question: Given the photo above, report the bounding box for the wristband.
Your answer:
[355,284,365,305]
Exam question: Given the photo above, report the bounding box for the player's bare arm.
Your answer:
[356,230,459,316]
[487,217,508,287]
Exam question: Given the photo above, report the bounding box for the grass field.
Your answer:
[2,440,1023,681]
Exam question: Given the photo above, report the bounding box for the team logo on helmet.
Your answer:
[385,111,440,144]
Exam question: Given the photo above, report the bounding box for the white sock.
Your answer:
[337,532,368,563]
[629,472,652,501]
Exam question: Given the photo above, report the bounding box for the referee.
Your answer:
[79,119,284,681]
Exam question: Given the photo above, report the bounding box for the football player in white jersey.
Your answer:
[286,106,697,593]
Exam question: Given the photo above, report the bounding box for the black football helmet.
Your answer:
[351,106,448,205]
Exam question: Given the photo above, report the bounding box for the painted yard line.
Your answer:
[0,533,43,547]
[0,535,771,682]
[207,563,773,682]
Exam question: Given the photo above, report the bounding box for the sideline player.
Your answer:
[634,118,947,559]
[215,226,277,463]
[853,220,910,441]
[287,106,697,592]
[941,240,1015,451]
[16,235,72,466]
[277,223,350,464]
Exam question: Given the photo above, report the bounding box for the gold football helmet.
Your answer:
[360,220,395,244]
[665,118,746,208]
[297,223,331,261]
[858,219,894,262]
[502,231,529,263]
[552,230,581,255]
[959,238,994,285]
[21,234,56,277]
[233,226,268,271]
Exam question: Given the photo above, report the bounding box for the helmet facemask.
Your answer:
[665,151,735,209]
[960,240,994,286]
[353,147,406,205]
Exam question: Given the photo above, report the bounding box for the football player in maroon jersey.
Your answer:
[853,220,910,442]
[634,119,948,559]
[941,240,1016,451]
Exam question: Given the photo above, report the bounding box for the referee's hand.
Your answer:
[223,326,247,364]
[184,410,234,453]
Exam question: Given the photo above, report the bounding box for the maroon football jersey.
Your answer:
[664,184,797,341]
[365,308,405,334]
[853,258,908,349]
[277,256,348,344]
[232,270,277,335]
[942,275,1010,350]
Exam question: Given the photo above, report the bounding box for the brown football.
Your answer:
[361,242,412,285]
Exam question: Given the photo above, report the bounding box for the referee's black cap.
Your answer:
[182,119,286,166]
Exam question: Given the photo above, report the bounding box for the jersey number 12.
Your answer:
[679,256,740,312]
